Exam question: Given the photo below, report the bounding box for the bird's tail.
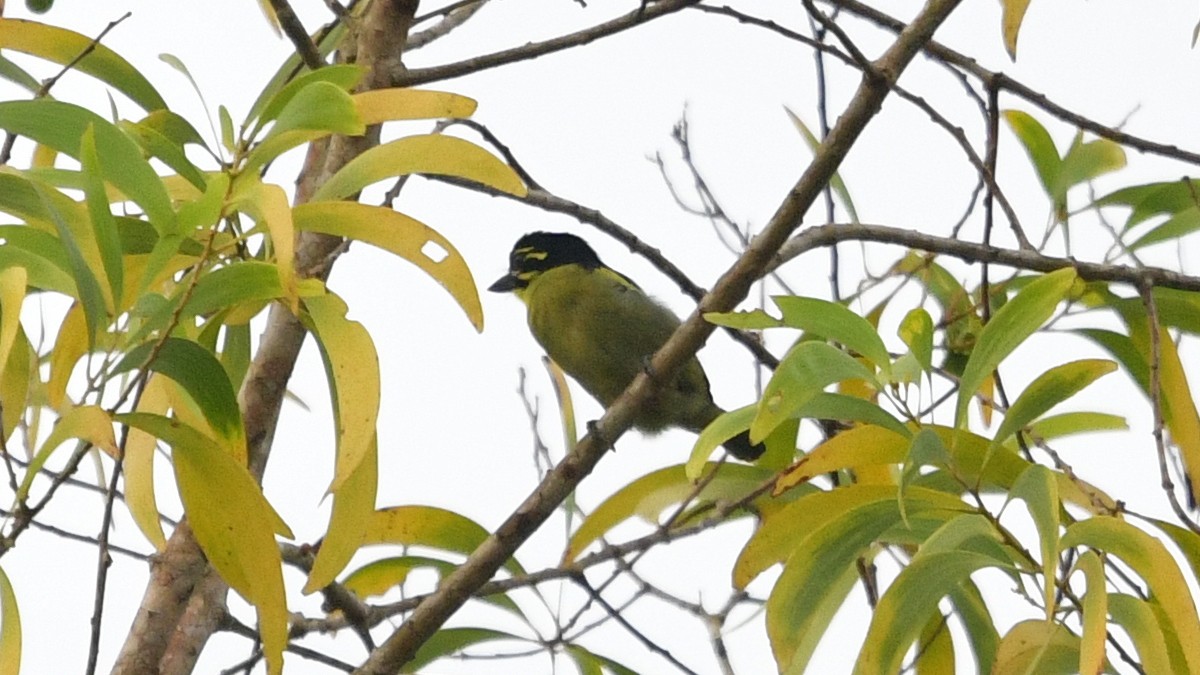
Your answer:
[723,429,764,461]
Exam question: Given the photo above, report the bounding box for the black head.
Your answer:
[488,232,604,292]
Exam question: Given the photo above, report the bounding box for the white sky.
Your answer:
[3,0,1200,673]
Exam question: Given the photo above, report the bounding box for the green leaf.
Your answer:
[34,181,108,345]
[0,18,166,111]
[0,565,19,675]
[855,551,1013,674]
[0,101,176,234]
[120,114,208,191]
[752,341,874,443]
[565,645,639,675]
[1054,134,1126,202]
[773,295,891,377]
[783,107,858,222]
[265,80,364,141]
[762,486,971,672]
[249,63,364,138]
[1107,593,1174,675]
[1074,550,1107,675]
[1097,178,1200,229]
[989,619,1082,675]
[301,292,380,492]
[568,464,783,562]
[0,52,39,94]
[181,262,284,318]
[404,628,526,674]
[1129,206,1200,251]
[1004,110,1060,194]
[703,308,784,330]
[992,359,1116,450]
[366,506,525,577]
[0,268,27,383]
[341,555,521,617]
[80,124,124,311]
[293,202,483,331]
[117,412,289,675]
[218,104,235,154]
[898,308,934,374]
[1061,517,1200,673]
[898,429,951,525]
[1016,411,1127,446]
[955,267,1077,427]
[312,134,527,201]
[1008,464,1060,619]
[114,338,245,458]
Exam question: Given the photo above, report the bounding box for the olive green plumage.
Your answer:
[489,231,763,461]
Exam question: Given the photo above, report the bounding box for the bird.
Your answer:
[488,231,764,461]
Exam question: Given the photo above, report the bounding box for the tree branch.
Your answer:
[354,1,963,670]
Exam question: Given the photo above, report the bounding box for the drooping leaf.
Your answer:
[567,464,783,563]
[113,338,245,460]
[293,202,483,331]
[0,565,19,675]
[856,551,1014,674]
[304,437,378,594]
[123,374,171,551]
[341,555,521,617]
[898,308,934,374]
[0,18,165,111]
[1061,517,1200,673]
[1008,464,1060,620]
[1000,0,1033,59]
[404,627,527,674]
[312,134,527,201]
[366,506,525,576]
[79,124,124,311]
[1107,593,1174,675]
[0,267,27,382]
[989,619,1081,675]
[117,412,290,675]
[301,292,380,492]
[565,645,639,675]
[0,101,176,233]
[18,404,117,500]
[229,177,296,308]
[1074,550,1107,675]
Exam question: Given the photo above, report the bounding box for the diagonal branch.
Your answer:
[353,0,965,671]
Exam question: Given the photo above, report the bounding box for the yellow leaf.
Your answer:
[124,374,171,551]
[1001,0,1033,60]
[0,330,31,442]
[19,404,117,500]
[302,292,380,493]
[1075,551,1107,675]
[47,302,87,411]
[304,436,377,594]
[312,134,527,202]
[0,266,26,382]
[353,89,477,125]
[293,202,483,331]
[230,177,296,311]
[0,565,19,675]
[118,412,290,675]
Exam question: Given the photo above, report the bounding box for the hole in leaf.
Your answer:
[421,240,448,263]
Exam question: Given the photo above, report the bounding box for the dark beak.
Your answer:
[488,274,518,293]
